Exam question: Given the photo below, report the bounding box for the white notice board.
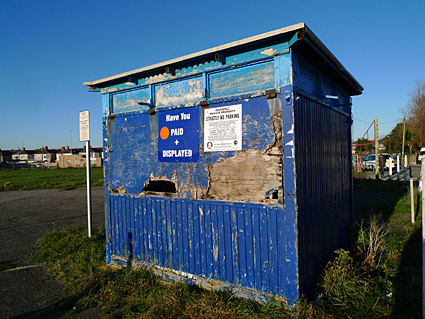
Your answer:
[79,110,90,142]
[204,104,242,152]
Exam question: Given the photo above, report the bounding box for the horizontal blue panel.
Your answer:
[112,87,151,114]
[209,61,275,99]
[155,76,204,107]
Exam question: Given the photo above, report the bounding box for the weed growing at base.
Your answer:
[30,179,422,318]
[30,226,291,318]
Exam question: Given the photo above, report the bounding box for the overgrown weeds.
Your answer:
[357,215,388,269]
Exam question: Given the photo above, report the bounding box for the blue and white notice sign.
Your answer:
[158,108,199,162]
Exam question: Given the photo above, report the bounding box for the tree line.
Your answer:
[354,80,425,155]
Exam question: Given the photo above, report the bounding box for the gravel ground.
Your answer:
[0,187,105,319]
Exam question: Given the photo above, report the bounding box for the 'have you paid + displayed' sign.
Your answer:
[158,108,199,162]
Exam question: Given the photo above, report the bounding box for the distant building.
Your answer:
[0,149,13,166]
[34,146,57,164]
[56,146,103,168]
[2,146,102,168]
[12,148,35,164]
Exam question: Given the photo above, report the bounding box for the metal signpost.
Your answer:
[79,110,92,237]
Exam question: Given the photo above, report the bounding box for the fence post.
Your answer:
[420,161,425,318]
[411,175,415,224]
[397,155,400,181]
[404,155,408,182]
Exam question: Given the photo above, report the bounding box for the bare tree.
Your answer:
[405,80,425,150]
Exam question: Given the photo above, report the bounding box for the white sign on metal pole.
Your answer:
[79,110,92,238]
[79,110,90,142]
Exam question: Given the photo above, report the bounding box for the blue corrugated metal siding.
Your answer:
[294,94,352,295]
[108,194,297,299]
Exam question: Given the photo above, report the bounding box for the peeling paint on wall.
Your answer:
[155,77,204,107]
[260,48,277,56]
[206,105,283,204]
[206,149,282,203]
[111,185,127,195]
[112,87,151,114]
[209,62,275,99]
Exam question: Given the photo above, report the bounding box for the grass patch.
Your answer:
[0,263,14,272]
[30,179,422,318]
[309,179,422,318]
[30,226,292,318]
[0,168,104,191]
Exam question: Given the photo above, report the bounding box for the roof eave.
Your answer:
[83,23,306,88]
[296,25,363,95]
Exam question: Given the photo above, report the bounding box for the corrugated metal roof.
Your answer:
[83,23,363,94]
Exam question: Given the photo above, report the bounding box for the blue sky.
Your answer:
[1,0,424,150]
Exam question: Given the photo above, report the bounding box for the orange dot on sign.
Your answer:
[160,126,169,140]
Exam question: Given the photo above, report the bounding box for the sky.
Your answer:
[1,0,424,150]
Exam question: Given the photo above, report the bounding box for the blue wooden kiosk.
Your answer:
[84,23,363,302]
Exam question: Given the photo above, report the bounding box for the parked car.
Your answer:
[418,147,425,163]
[362,153,394,171]
[362,154,376,171]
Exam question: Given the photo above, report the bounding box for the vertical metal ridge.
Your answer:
[294,95,352,295]
[107,195,290,296]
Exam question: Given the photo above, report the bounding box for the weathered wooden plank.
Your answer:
[112,86,151,114]
[209,62,275,99]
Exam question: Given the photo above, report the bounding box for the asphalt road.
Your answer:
[0,187,105,319]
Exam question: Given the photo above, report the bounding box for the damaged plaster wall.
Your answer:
[207,106,283,204]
